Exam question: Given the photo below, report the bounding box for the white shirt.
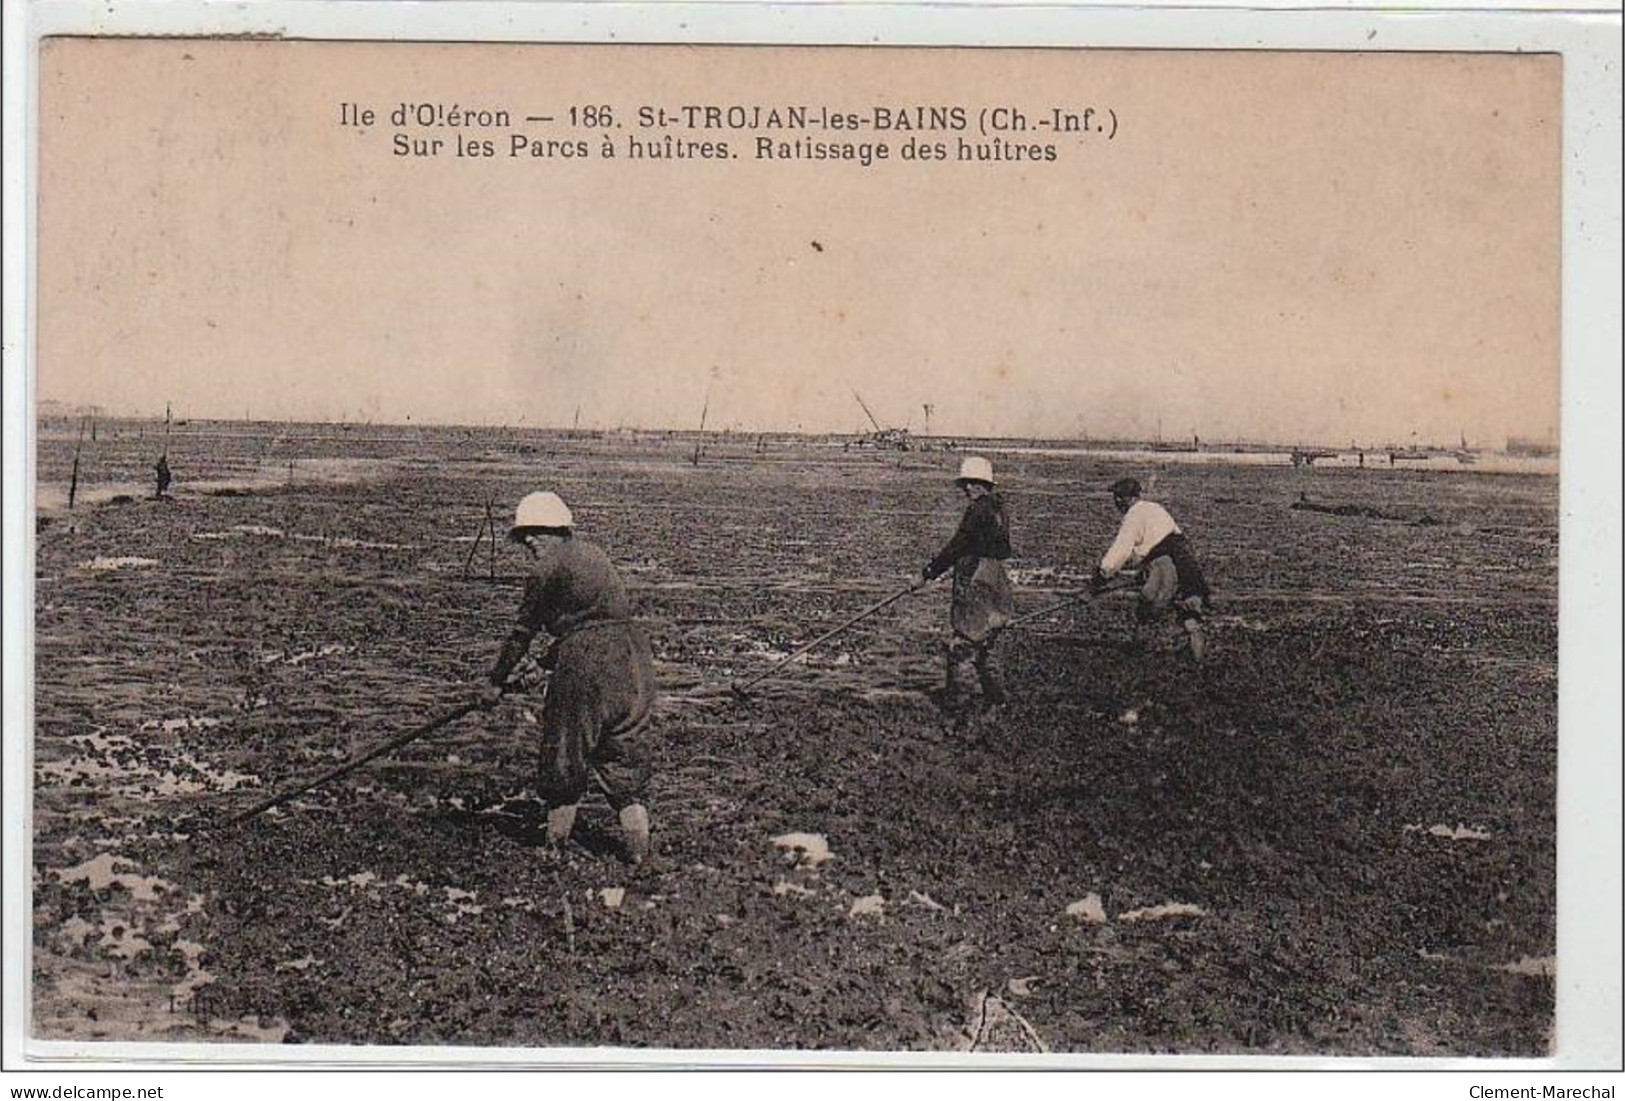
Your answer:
[1100,499,1181,576]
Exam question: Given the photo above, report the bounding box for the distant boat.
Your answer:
[1506,436,1557,458]
[849,390,912,451]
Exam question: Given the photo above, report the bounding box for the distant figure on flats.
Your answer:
[922,456,1014,715]
[1092,477,1211,661]
[475,491,657,864]
[154,454,172,499]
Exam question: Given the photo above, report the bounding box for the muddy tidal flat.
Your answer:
[31,421,1558,1057]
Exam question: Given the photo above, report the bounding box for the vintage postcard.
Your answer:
[11,8,1620,1078]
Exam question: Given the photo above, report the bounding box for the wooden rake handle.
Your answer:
[1007,577,1139,628]
[224,700,483,826]
[730,580,927,696]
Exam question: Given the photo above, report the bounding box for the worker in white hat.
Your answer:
[921,456,1014,717]
[475,491,657,864]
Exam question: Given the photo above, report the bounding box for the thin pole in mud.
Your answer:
[68,416,86,510]
[222,700,483,826]
[729,579,927,697]
[461,516,484,580]
[463,496,497,581]
[692,381,712,466]
[485,495,498,580]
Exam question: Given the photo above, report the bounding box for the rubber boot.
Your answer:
[546,803,578,848]
[945,639,984,716]
[619,803,651,865]
[933,655,958,717]
[976,646,1008,706]
[1185,620,1208,663]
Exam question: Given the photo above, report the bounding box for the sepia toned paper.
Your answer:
[37,40,1561,448]
[15,21,1617,1079]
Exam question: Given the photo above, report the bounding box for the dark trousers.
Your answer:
[1138,556,1207,627]
[532,623,655,809]
[946,632,1007,705]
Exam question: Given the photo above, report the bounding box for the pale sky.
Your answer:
[37,41,1561,447]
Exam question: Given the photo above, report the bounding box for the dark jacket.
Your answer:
[926,493,1014,642]
[489,537,638,688]
[925,493,1011,580]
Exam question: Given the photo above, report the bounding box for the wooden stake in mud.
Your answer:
[462,517,485,580]
[67,416,86,510]
[154,403,175,500]
[223,700,483,826]
[486,495,498,580]
[692,381,712,466]
[729,579,927,698]
[461,495,500,580]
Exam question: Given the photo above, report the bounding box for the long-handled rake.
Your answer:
[221,700,484,827]
[728,579,928,699]
[1005,575,1138,630]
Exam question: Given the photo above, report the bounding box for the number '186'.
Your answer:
[569,105,614,127]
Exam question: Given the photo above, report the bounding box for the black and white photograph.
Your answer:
[5,1,1620,1084]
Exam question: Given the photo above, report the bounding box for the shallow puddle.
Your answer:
[772,832,834,867]
[1497,956,1555,977]
[78,556,160,571]
[1064,894,1107,924]
[55,852,171,902]
[34,952,286,1044]
[191,524,287,541]
[36,849,234,1043]
[191,524,409,552]
[1117,902,1207,923]
[139,716,224,734]
[297,870,503,925]
[848,894,886,920]
[1404,823,1493,841]
[38,729,258,798]
[282,644,355,666]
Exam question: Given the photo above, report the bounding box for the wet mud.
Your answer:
[31,425,1558,1055]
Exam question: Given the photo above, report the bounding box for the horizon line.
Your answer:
[31,407,1558,456]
